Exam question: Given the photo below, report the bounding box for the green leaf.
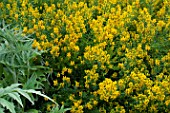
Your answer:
[4,84,21,92]
[50,105,71,113]
[59,105,71,113]
[25,109,39,113]
[60,105,64,111]
[15,89,34,105]
[63,108,71,112]
[0,107,4,113]
[24,89,57,105]
[0,84,21,97]
[52,106,59,113]
[23,75,37,89]
[3,69,15,85]
[7,92,23,107]
[0,64,3,78]
[0,98,16,113]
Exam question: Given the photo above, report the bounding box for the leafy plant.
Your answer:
[0,83,57,113]
[49,105,71,113]
[0,20,49,89]
[0,20,57,112]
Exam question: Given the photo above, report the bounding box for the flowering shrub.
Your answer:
[1,0,170,112]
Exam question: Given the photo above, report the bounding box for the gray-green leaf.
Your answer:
[7,92,23,107]
[15,89,34,105]
[0,107,5,113]
[24,89,57,105]
[0,98,15,113]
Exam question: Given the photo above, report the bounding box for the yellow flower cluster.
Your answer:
[97,78,120,102]
[110,105,126,113]
[69,95,84,113]
[84,65,99,88]
[122,71,170,112]
[84,44,110,70]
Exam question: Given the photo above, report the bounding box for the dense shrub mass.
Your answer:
[0,0,170,112]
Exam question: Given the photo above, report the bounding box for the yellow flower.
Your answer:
[57,73,60,77]
[75,81,79,88]
[69,94,75,101]
[128,82,133,88]
[28,28,34,34]
[70,61,75,66]
[62,76,70,83]
[74,45,80,51]
[155,59,160,66]
[122,44,126,50]
[32,40,40,48]
[47,104,51,111]
[81,60,85,64]
[149,105,158,112]
[145,44,150,51]
[165,100,170,106]
[0,2,3,8]
[79,92,82,96]
[41,25,45,30]
[77,99,82,104]
[61,101,64,105]
[14,14,18,20]
[51,104,55,108]
[23,27,27,33]
[46,7,52,13]
[73,101,79,107]
[125,88,132,95]
[143,99,149,106]
[127,5,132,13]
[60,83,64,87]
[45,61,49,66]
[54,27,59,34]
[53,80,58,86]
[67,52,71,58]
[57,3,60,8]
[62,67,67,73]
[85,102,93,110]
[63,46,67,52]
[77,105,84,113]
[93,100,98,106]
[85,82,89,89]
[157,20,165,31]
[118,63,124,69]
[112,72,117,78]
[44,97,48,101]
[36,32,40,37]
[55,52,60,57]
[6,4,11,9]
[67,68,72,74]
[33,24,38,31]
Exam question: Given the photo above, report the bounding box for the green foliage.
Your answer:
[0,20,49,89]
[0,83,56,113]
[49,105,71,113]
[0,21,60,112]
